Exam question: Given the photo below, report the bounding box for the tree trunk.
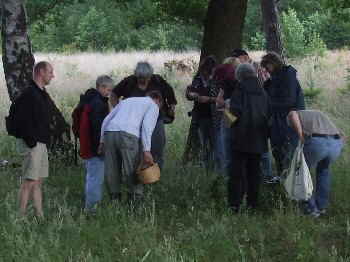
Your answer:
[260,0,284,60]
[1,0,72,161]
[1,0,35,102]
[200,0,248,63]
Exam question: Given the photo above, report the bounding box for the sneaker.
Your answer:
[319,209,327,215]
[308,210,320,218]
[264,176,281,184]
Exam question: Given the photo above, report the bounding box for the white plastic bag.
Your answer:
[283,141,313,201]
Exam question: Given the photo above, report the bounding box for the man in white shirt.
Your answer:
[100,91,163,202]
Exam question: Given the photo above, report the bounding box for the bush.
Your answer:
[75,7,113,51]
[281,9,327,58]
[249,31,266,51]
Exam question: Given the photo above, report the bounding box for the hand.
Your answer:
[143,151,154,166]
[168,107,175,117]
[98,143,104,155]
[188,92,199,99]
[299,135,305,144]
[216,89,225,108]
[341,135,347,144]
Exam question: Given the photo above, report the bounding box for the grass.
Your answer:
[0,50,350,261]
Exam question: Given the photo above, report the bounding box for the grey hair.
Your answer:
[96,75,114,88]
[134,61,154,78]
[235,63,257,82]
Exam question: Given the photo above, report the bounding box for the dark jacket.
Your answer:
[186,74,212,118]
[264,65,305,113]
[83,88,109,157]
[230,77,271,154]
[113,74,177,123]
[15,80,52,147]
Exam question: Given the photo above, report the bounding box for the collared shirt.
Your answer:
[294,110,340,136]
[100,97,159,151]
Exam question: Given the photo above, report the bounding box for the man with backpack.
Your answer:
[72,75,113,213]
[7,61,54,218]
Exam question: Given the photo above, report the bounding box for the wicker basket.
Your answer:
[137,163,160,184]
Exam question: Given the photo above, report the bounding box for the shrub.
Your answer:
[75,7,113,51]
[281,9,327,58]
[249,31,266,51]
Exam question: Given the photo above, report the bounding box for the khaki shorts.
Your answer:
[17,140,49,180]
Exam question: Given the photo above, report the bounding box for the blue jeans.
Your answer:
[85,157,104,210]
[303,137,343,212]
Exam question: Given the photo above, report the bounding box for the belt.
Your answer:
[311,134,340,139]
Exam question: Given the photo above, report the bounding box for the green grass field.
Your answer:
[0,51,349,261]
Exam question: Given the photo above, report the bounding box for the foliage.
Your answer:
[25,0,350,53]
[29,0,202,52]
[281,9,327,58]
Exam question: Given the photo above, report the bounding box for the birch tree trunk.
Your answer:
[261,0,285,60]
[1,0,72,160]
[200,0,248,63]
[1,0,35,102]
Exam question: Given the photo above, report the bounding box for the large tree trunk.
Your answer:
[200,0,248,63]
[1,0,35,102]
[260,0,284,60]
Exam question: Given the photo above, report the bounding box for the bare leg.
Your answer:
[19,180,34,216]
[32,179,44,218]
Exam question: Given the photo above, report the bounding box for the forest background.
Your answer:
[25,0,350,56]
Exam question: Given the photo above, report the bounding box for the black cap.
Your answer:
[231,49,249,57]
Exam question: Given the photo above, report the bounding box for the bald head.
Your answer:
[33,61,54,88]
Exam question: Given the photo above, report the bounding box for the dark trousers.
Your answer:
[197,117,215,169]
[270,112,298,176]
[228,151,262,210]
[151,119,166,169]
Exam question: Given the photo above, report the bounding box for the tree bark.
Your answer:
[1,0,35,102]
[200,0,248,63]
[260,0,284,60]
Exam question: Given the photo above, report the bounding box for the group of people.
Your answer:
[183,49,344,215]
[11,49,344,218]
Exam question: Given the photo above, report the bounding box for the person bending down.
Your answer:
[288,110,344,217]
[99,91,163,203]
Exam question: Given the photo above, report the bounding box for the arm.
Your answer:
[288,111,304,142]
[229,88,243,118]
[216,88,225,109]
[112,75,135,99]
[17,92,37,147]
[141,103,159,152]
[157,75,177,106]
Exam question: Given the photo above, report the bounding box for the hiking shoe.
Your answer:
[308,210,320,218]
[319,209,327,215]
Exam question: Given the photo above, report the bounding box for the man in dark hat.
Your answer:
[231,49,250,63]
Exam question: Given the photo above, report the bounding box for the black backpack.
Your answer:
[5,95,24,137]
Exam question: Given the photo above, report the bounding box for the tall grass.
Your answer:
[0,51,349,261]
